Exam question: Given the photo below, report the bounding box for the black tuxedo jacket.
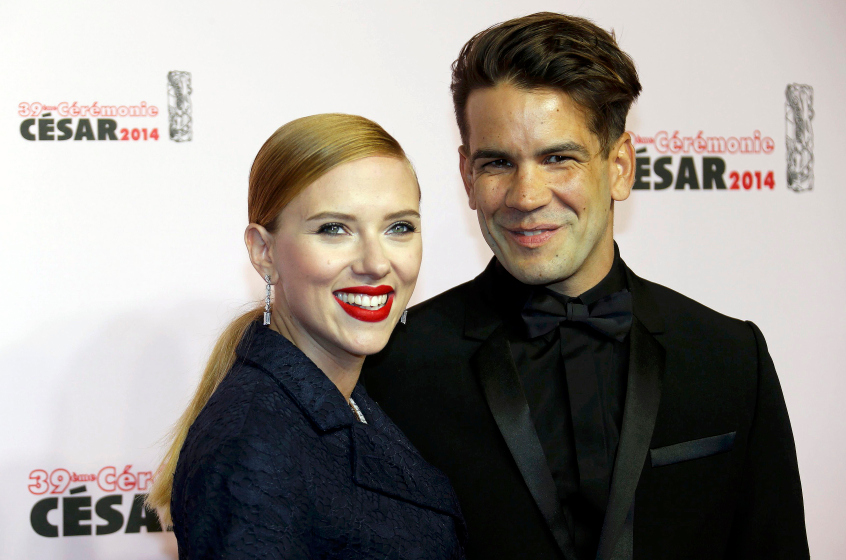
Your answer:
[363,258,808,559]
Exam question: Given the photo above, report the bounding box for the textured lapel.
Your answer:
[235,322,355,431]
[237,323,465,524]
[466,261,577,559]
[595,266,666,560]
[349,389,465,522]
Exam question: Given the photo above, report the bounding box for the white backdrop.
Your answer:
[1,0,844,557]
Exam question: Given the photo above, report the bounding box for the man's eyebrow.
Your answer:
[470,149,511,164]
[470,142,591,164]
[535,142,591,159]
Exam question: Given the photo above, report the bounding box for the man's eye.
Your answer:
[545,155,572,164]
[483,159,511,169]
[317,223,346,235]
[387,221,416,235]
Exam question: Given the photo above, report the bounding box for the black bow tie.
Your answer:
[521,289,633,341]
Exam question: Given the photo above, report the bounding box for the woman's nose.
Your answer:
[352,236,391,279]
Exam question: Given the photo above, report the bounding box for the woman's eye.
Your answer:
[317,223,346,235]
[387,221,416,235]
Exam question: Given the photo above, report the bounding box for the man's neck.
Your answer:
[546,238,616,298]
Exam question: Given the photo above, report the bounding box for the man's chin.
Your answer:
[498,254,575,287]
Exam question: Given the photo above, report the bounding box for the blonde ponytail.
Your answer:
[146,307,263,526]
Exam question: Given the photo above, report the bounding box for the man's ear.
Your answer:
[458,145,477,210]
[244,224,276,281]
[609,132,635,202]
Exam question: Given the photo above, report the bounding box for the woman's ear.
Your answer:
[244,223,276,281]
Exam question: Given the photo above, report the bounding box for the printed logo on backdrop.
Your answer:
[28,465,169,537]
[168,70,193,142]
[17,70,192,143]
[632,85,814,193]
[785,84,813,192]
[18,102,160,142]
[631,130,777,192]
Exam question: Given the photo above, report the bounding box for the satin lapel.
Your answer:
[472,325,578,560]
[595,316,665,560]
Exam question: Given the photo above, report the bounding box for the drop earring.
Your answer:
[400,309,408,325]
[263,274,272,326]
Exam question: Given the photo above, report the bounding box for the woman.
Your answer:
[147,114,465,558]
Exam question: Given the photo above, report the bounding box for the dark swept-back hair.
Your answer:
[451,12,642,157]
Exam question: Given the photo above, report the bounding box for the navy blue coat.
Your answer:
[171,322,466,559]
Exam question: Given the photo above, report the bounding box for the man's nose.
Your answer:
[504,166,553,212]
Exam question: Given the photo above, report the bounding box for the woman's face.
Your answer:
[270,156,422,361]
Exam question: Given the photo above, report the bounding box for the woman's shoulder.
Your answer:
[179,359,308,468]
[170,360,315,552]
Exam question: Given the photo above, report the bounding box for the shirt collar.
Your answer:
[468,243,664,341]
[489,242,628,310]
[570,242,628,306]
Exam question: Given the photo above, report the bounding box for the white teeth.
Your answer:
[519,230,544,236]
[335,291,390,309]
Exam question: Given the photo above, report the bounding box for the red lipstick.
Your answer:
[338,285,393,296]
[334,285,394,322]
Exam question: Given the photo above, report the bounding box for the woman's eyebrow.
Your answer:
[306,211,356,221]
[306,210,420,221]
[384,210,421,221]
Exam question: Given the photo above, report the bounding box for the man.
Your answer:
[363,12,808,560]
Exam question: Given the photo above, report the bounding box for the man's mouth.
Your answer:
[505,226,560,247]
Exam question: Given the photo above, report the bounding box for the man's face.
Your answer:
[459,83,634,295]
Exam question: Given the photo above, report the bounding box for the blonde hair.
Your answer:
[146,114,408,526]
